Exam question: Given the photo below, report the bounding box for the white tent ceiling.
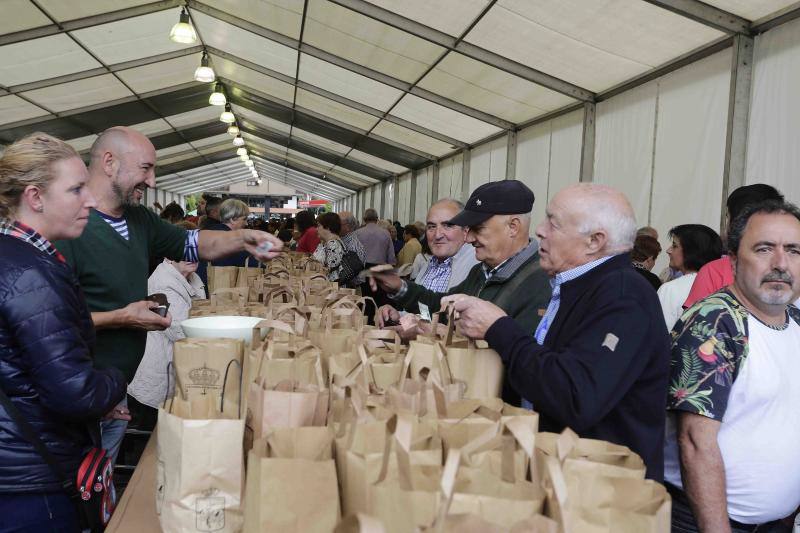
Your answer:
[1,0,799,199]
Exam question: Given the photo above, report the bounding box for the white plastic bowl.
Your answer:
[180,315,267,345]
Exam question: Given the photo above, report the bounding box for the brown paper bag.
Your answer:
[335,514,387,533]
[207,265,239,294]
[156,394,244,533]
[243,426,340,533]
[246,379,329,443]
[172,338,244,414]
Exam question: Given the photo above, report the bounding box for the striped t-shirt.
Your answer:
[96,210,129,240]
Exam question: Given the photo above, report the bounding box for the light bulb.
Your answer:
[220,104,235,124]
[209,82,226,106]
[194,53,215,83]
[240,154,249,161]
[236,147,247,156]
[169,8,196,44]
[232,135,245,147]
[245,160,254,167]
[257,179,262,185]
[227,125,239,136]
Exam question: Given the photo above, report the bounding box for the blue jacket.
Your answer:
[0,235,126,493]
[485,253,670,480]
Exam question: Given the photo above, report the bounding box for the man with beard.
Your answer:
[55,127,282,463]
[664,200,800,532]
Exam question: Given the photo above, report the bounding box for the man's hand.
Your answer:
[440,294,507,340]
[121,300,172,331]
[368,271,403,294]
[103,403,131,421]
[242,230,283,261]
[376,304,401,328]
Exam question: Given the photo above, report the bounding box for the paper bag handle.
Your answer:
[220,359,243,419]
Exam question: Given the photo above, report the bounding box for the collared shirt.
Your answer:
[418,255,453,292]
[342,231,366,264]
[0,218,65,263]
[481,239,539,282]
[522,254,613,410]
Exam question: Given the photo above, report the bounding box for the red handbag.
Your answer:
[76,447,117,529]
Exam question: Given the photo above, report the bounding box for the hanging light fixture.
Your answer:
[232,135,245,147]
[227,124,240,136]
[194,52,215,83]
[169,7,197,44]
[209,82,226,106]
[240,153,249,161]
[245,160,254,167]
[219,103,235,124]
[236,147,247,157]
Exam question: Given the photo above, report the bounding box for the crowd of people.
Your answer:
[0,127,798,533]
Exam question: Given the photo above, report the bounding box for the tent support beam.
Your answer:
[579,103,596,183]
[461,148,471,201]
[392,176,400,221]
[431,161,440,202]
[720,34,754,229]
[640,0,750,34]
[505,130,517,179]
[409,170,418,223]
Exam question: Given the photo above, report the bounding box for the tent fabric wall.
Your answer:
[437,153,464,202]
[397,172,412,225]
[384,180,395,219]
[469,135,508,192]
[413,167,431,224]
[746,16,800,204]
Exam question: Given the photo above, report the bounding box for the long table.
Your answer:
[106,433,161,532]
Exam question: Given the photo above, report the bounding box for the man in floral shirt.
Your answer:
[665,200,800,533]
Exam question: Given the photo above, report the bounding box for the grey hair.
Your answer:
[572,184,637,253]
[219,198,249,223]
[339,212,357,230]
[431,198,464,210]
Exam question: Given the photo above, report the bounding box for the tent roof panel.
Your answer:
[190,132,232,148]
[0,1,51,35]
[348,148,409,173]
[417,51,576,122]
[231,105,293,134]
[370,119,455,156]
[71,10,196,65]
[210,54,296,102]
[0,95,49,125]
[290,128,352,155]
[391,93,501,143]
[0,34,101,87]
[294,88,379,130]
[116,53,203,94]
[704,0,799,20]
[22,74,133,113]
[466,0,723,92]
[201,0,304,40]
[192,12,298,77]
[37,0,159,23]
[298,53,403,112]
[304,0,445,84]
[67,134,98,153]
[163,106,221,129]
[157,142,195,158]
[361,0,491,36]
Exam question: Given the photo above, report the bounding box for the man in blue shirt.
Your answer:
[444,183,670,481]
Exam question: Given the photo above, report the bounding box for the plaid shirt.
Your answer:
[417,255,453,293]
[0,218,66,263]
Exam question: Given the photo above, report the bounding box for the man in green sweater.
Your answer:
[371,180,551,404]
[56,126,282,463]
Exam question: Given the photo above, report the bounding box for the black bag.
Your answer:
[338,249,364,284]
[0,387,115,531]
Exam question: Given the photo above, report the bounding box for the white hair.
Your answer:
[572,184,637,253]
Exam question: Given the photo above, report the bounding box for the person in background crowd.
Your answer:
[313,212,346,282]
[657,224,723,330]
[665,201,800,532]
[389,223,404,255]
[159,202,184,224]
[413,220,427,251]
[411,237,432,280]
[396,224,422,267]
[372,180,552,407]
[0,133,126,531]
[356,208,396,267]
[277,228,293,244]
[684,184,784,308]
[128,259,204,409]
[444,183,670,481]
[208,199,253,268]
[638,226,659,240]
[295,210,320,253]
[410,199,479,291]
[54,126,282,465]
[339,211,367,287]
[199,195,222,229]
[631,234,663,290]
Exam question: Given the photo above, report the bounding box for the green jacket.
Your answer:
[394,242,552,334]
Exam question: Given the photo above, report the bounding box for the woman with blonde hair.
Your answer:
[0,133,126,531]
[208,198,253,267]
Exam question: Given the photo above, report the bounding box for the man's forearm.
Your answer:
[679,433,731,533]
[91,310,125,329]
[197,229,245,260]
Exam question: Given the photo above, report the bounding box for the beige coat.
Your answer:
[127,261,205,408]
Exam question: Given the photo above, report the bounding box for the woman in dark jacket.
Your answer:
[0,133,127,532]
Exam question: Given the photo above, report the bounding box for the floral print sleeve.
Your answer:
[667,290,749,420]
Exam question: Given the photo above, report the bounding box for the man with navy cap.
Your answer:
[372,180,552,402]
